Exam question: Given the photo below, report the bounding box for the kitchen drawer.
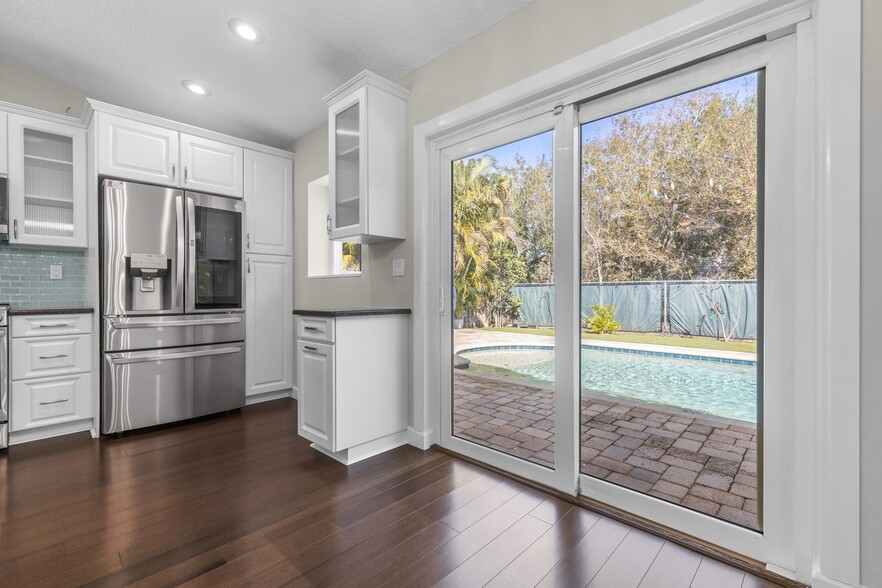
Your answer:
[296,316,335,343]
[10,373,93,432]
[12,314,92,338]
[12,334,92,380]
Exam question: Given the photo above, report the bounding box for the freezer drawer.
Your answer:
[103,313,245,352]
[102,342,245,434]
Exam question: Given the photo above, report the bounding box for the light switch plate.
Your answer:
[392,258,405,277]
[49,264,63,280]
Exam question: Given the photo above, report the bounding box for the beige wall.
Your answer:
[0,54,91,116]
[861,0,881,584]
[290,0,701,310]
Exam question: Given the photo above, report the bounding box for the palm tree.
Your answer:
[452,156,515,325]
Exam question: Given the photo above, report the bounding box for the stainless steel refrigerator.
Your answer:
[100,179,246,434]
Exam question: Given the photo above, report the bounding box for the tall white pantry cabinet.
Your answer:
[244,150,295,401]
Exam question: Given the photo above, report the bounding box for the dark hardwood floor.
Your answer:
[0,399,784,587]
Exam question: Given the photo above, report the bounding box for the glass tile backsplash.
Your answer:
[0,240,85,308]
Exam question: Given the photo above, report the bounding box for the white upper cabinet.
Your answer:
[0,112,8,175]
[97,113,179,185]
[96,111,244,198]
[326,70,409,244]
[180,134,243,198]
[244,150,293,255]
[6,114,87,248]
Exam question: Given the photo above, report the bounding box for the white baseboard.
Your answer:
[291,386,299,401]
[245,389,294,406]
[10,419,93,445]
[310,430,409,465]
[810,573,860,588]
[406,426,435,450]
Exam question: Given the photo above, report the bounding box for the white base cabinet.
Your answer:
[296,312,409,464]
[9,313,93,443]
[245,254,293,398]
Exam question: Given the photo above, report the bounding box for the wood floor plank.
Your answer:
[436,512,550,587]
[587,529,665,588]
[0,398,788,588]
[486,507,602,588]
[638,540,703,588]
[691,556,747,588]
[536,516,632,588]
[383,489,547,587]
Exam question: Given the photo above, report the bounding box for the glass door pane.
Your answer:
[22,128,75,239]
[452,131,556,468]
[579,73,762,530]
[334,103,360,229]
[193,204,243,310]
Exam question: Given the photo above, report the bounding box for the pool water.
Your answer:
[459,346,757,422]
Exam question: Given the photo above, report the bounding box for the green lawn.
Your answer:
[481,327,757,353]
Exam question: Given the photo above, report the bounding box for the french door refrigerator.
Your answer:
[100,179,246,434]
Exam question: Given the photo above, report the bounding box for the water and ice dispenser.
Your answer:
[129,253,170,311]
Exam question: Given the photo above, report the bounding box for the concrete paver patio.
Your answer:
[452,329,759,530]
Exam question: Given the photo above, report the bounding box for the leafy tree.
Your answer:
[503,153,554,284]
[452,156,514,324]
[581,84,758,282]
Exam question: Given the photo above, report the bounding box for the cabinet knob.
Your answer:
[13,219,18,240]
[247,257,251,273]
[326,215,331,235]
[184,165,188,183]
[171,164,176,182]
[246,232,251,249]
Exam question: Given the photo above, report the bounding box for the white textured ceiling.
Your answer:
[0,0,533,148]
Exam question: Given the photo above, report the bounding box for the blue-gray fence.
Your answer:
[510,280,757,340]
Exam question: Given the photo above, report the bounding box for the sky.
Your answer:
[462,71,758,170]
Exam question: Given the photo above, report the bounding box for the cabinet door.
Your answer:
[181,134,243,198]
[97,113,179,185]
[246,254,293,396]
[328,87,367,240]
[10,372,93,432]
[7,114,87,248]
[244,150,293,255]
[297,340,334,450]
[0,112,7,175]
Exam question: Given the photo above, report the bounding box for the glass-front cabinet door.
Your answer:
[187,193,245,313]
[7,115,87,248]
[331,97,362,234]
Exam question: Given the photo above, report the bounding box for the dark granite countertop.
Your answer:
[293,308,411,317]
[8,306,95,316]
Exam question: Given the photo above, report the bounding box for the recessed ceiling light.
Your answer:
[181,80,211,96]
[228,19,264,43]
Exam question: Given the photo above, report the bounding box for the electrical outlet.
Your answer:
[392,258,405,277]
[49,264,63,280]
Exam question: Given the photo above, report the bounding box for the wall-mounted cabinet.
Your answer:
[96,112,243,198]
[6,114,87,248]
[244,150,293,256]
[325,70,409,244]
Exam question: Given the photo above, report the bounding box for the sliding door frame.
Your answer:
[411,1,860,584]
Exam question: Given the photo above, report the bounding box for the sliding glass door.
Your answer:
[437,33,798,560]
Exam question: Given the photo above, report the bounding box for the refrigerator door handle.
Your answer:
[176,193,186,311]
[110,317,243,329]
[185,195,196,313]
[108,345,242,364]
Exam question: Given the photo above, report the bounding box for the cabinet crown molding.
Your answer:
[323,70,411,106]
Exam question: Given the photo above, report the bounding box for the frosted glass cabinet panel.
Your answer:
[7,115,87,248]
[333,102,361,230]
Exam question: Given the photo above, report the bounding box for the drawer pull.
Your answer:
[38,323,72,328]
[39,399,68,406]
[38,354,69,359]
[304,326,320,332]
[304,346,318,352]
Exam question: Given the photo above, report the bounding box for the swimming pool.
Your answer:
[458,345,757,422]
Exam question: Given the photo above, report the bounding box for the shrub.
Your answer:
[584,303,621,334]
